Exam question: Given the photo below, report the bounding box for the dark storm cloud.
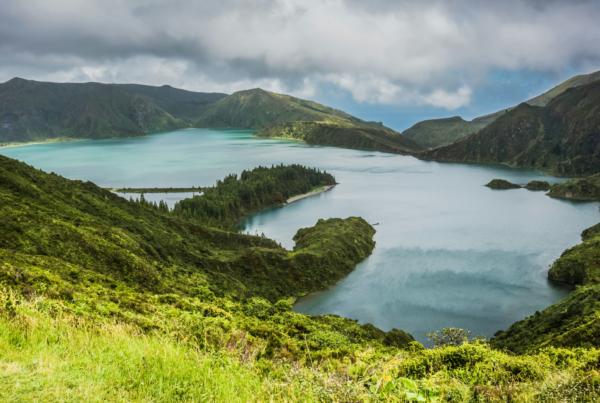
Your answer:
[0,0,599,108]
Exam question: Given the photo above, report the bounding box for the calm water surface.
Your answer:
[2,129,598,344]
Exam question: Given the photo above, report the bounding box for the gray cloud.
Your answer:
[0,0,599,109]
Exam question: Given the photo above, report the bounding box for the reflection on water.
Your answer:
[2,129,598,345]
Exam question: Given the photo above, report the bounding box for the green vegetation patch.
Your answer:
[547,222,600,285]
[484,179,522,189]
[547,173,600,201]
[525,180,551,191]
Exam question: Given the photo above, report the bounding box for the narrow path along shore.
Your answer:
[285,185,336,204]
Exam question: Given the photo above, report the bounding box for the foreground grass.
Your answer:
[0,311,332,402]
[4,293,600,402]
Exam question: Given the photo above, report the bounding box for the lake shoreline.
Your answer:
[0,137,89,149]
[285,185,336,204]
[234,184,337,232]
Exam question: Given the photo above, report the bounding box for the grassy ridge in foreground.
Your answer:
[254,121,422,154]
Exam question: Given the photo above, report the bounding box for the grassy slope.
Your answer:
[405,69,600,149]
[195,88,388,130]
[402,116,486,149]
[0,78,209,142]
[420,80,600,176]
[254,121,423,154]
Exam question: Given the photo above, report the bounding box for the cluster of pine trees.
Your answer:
[171,164,336,228]
[131,194,170,214]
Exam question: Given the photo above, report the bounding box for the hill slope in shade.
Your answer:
[195,88,388,130]
[0,78,224,143]
[254,121,422,154]
[119,83,227,121]
[419,80,600,176]
[402,116,487,148]
[405,69,600,148]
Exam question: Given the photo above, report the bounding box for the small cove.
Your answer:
[2,128,598,345]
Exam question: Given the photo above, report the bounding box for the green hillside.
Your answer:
[0,78,225,143]
[420,80,600,176]
[254,121,422,154]
[405,69,600,149]
[195,88,388,130]
[402,116,486,148]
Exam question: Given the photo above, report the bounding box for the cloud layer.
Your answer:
[1,0,599,109]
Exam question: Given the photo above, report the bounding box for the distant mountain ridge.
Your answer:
[405,69,600,149]
[0,78,227,143]
[420,79,600,176]
[0,80,393,149]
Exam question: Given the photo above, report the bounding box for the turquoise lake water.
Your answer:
[3,129,599,345]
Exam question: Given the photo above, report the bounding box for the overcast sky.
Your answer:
[1,0,599,130]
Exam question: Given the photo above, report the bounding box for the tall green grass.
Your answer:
[0,309,328,402]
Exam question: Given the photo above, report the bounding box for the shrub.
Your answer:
[274,299,292,313]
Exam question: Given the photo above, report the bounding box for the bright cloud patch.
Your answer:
[0,0,599,107]
[422,86,473,110]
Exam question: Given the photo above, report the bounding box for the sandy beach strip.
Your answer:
[285,185,336,204]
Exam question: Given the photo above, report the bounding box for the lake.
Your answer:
[2,129,598,345]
